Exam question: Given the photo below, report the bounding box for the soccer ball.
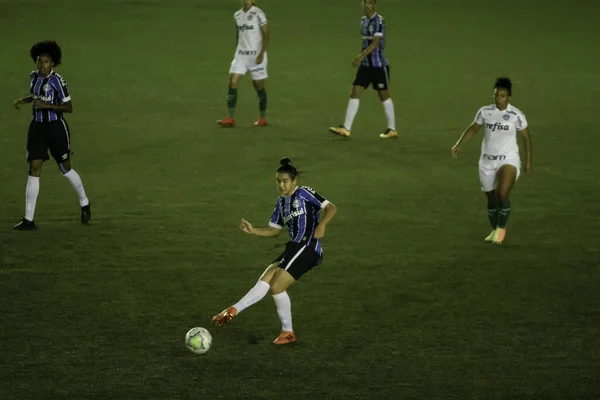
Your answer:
[185,327,212,354]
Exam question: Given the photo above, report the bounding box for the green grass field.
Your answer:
[1,0,599,398]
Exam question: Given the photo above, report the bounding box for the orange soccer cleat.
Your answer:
[492,228,507,244]
[273,331,296,345]
[217,116,236,127]
[212,306,238,326]
[254,117,268,126]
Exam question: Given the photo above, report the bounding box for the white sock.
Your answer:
[343,98,360,131]
[233,280,270,313]
[25,176,40,221]
[63,169,89,207]
[382,98,396,130]
[273,291,293,332]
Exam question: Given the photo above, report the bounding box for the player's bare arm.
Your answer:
[13,95,34,110]
[32,100,73,113]
[235,22,239,46]
[352,36,381,67]
[240,218,281,237]
[452,122,482,159]
[256,23,269,64]
[313,202,337,239]
[518,127,532,174]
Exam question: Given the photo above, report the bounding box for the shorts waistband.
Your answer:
[238,50,258,55]
[481,154,507,161]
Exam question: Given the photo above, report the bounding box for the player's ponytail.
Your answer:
[277,157,300,178]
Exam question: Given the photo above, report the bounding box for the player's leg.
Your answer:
[212,262,280,326]
[270,268,297,344]
[50,120,91,224]
[218,73,244,127]
[492,164,518,244]
[484,190,498,242]
[14,123,47,230]
[330,66,370,137]
[377,66,397,139]
[250,52,268,126]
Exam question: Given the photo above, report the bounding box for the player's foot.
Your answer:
[485,230,496,242]
[212,306,237,326]
[217,116,236,127]
[492,227,507,244]
[329,125,351,138]
[273,331,296,345]
[379,128,398,139]
[254,117,267,126]
[81,204,91,225]
[13,218,36,230]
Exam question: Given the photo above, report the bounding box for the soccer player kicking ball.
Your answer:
[217,0,269,127]
[329,0,397,139]
[212,158,337,345]
[451,77,533,244]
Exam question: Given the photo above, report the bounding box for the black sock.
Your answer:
[228,88,238,118]
[257,89,267,118]
[498,199,511,228]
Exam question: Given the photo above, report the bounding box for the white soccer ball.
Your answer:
[185,327,212,354]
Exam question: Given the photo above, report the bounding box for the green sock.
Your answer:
[498,199,511,228]
[228,88,238,118]
[487,205,498,229]
[257,89,267,118]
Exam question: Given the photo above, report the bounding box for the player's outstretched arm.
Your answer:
[452,122,482,159]
[240,218,281,237]
[518,127,532,175]
[13,95,33,110]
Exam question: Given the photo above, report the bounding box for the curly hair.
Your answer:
[30,40,62,66]
[494,77,512,96]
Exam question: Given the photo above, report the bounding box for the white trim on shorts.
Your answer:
[283,245,306,272]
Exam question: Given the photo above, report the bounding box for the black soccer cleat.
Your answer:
[81,204,91,224]
[13,218,36,230]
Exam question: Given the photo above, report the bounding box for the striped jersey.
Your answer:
[474,103,528,156]
[269,186,330,255]
[30,70,71,123]
[360,13,388,67]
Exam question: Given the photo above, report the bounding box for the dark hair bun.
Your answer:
[279,157,292,166]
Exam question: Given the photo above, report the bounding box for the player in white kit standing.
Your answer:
[218,0,269,127]
[451,77,532,244]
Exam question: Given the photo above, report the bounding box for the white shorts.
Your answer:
[229,50,268,81]
[478,154,521,192]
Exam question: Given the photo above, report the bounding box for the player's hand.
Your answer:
[352,56,363,67]
[32,100,49,109]
[239,218,254,234]
[313,224,325,239]
[13,99,25,110]
[256,53,264,65]
[451,145,461,159]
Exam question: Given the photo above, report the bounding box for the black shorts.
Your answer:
[353,65,390,90]
[273,241,323,280]
[26,119,72,163]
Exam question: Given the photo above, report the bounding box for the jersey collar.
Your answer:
[243,5,255,14]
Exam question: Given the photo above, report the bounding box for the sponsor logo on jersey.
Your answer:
[239,24,254,32]
[283,209,304,223]
[485,122,509,132]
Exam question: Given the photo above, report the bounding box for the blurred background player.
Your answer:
[451,77,532,244]
[212,158,337,345]
[217,0,270,127]
[12,40,91,230]
[329,0,397,139]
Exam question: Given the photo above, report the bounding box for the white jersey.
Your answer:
[474,103,528,157]
[234,6,267,52]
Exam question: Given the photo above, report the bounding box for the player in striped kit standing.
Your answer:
[12,40,91,230]
[329,0,398,139]
[212,158,337,345]
[217,0,270,127]
[451,77,533,244]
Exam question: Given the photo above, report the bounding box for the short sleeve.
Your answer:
[516,112,528,130]
[257,9,267,26]
[51,75,71,103]
[300,187,329,210]
[474,107,485,125]
[375,17,384,37]
[269,199,283,229]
